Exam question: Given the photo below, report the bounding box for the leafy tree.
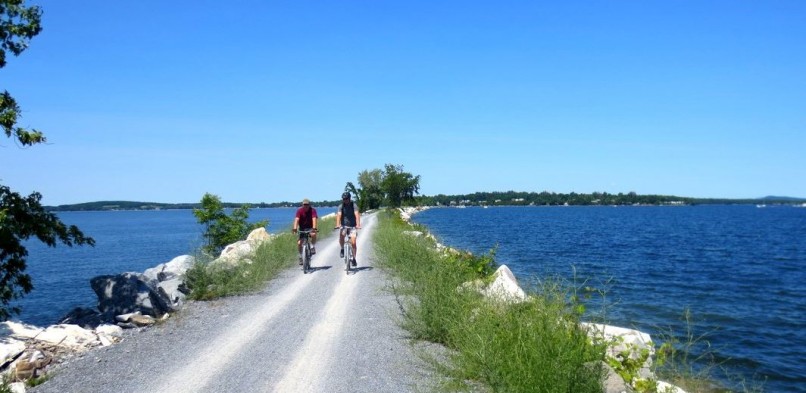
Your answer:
[193,193,267,255]
[345,169,384,212]
[381,164,420,208]
[357,169,384,210]
[2,0,44,145]
[348,164,421,209]
[0,187,95,320]
[1,1,94,321]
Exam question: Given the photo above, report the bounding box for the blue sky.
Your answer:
[2,1,804,205]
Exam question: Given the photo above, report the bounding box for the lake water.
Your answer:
[411,205,805,393]
[11,207,335,327]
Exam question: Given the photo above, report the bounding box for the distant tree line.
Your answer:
[416,191,806,207]
[45,192,806,212]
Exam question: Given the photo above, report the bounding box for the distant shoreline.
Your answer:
[45,196,806,212]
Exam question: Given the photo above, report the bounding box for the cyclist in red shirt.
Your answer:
[292,198,318,264]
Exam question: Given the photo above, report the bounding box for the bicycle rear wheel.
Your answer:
[344,243,350,273]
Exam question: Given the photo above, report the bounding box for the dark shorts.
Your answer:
[298,229,315,240]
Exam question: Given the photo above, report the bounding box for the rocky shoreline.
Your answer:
[0,227,274,392]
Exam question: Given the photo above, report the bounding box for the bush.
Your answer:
[193,193,267,255]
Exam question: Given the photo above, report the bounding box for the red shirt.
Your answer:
[295,206,318,229]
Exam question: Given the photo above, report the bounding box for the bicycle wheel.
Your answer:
[344,243,350,273]
[303,241,311,274]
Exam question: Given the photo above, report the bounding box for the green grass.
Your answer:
[372,209,605,393]
[185,216,335,300]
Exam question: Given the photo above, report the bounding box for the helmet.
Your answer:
[342,192,351,199]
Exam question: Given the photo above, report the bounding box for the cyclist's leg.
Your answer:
[350,230,358,265]
[297,235,304,264]
[310,231,317,253]
[339,228,346,257]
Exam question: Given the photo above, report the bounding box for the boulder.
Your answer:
[91,272,173,318]
[157,277,190,307]
[34,324,100,351]
[57,307,107,329]
[0,337,26,367]
[468,265,527,303]
[94,324,123,347]
[215,240,255,267]
[115,312,157,327]
[246,227,271,242]
[143,255,195,282]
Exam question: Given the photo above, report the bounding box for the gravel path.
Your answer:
[31,212,442,393]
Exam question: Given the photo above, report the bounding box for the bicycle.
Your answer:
[298,229,316,274]
[335,226,356,274]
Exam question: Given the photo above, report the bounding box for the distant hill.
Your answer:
[760,196,805,201]
[46,193,806,211]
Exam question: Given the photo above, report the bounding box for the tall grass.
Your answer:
[651,310,766,393]
[185,216,335,300]
[373,209,605,393]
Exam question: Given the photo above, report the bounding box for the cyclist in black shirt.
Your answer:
[336,192,361,267]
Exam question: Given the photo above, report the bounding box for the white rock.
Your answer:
[98,334,113,347]
[581,323,653,348]
[9,382,25,393]
[1,321,43,339]
[35,324,99,350]
[216,240,255,266]
[657,380,688,393]
[246,227,271,242]
[143,255,195,282]
[95,324,123,338]
[0,338,26,365]
[482,265,528,303]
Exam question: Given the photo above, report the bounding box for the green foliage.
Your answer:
[0,375,12,393]
[348,164,421,211]
[2,0,44,145]
[381,164,420,207]
[352,169,384,211]
[372,209,605,392]
[417,190,699,207]
[192,193,267,255]
[0,187,95,321]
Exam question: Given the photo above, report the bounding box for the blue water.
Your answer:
[11,207,335,327]
[411,205,806,393]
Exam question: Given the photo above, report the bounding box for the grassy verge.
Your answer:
[186,216,335,300]
[372,209,605,393]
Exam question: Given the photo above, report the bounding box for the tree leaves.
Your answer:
[0,185,95,320]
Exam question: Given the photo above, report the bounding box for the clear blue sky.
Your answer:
[3,1,804,205]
